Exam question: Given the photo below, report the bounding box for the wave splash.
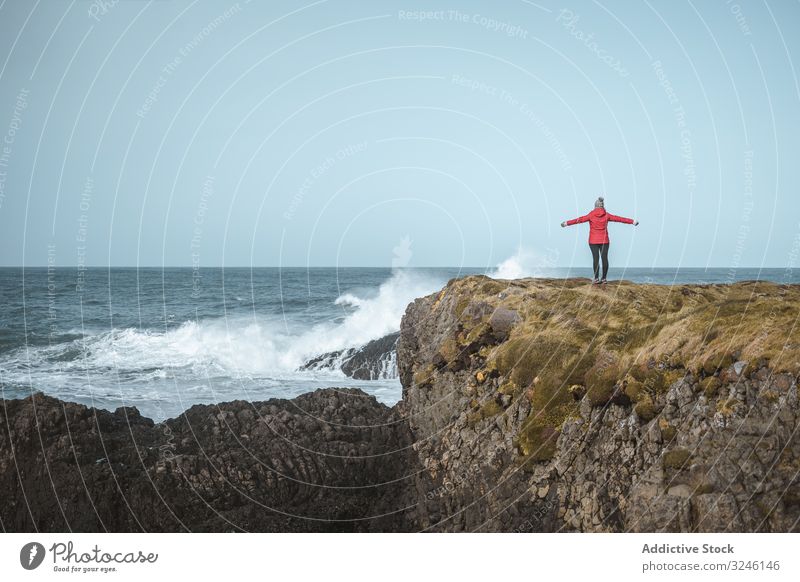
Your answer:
[321,268,441,356]
[0,269,444,383]
[492,248,557,279]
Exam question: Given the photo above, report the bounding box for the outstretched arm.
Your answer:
[561,214,589,227]
[608,213,638,226]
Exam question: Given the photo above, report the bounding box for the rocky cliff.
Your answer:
[398,276,800,532]
[2,276,799,532]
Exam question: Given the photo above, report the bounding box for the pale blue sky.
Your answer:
[0,0,798,268]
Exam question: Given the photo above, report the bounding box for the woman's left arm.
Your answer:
[608,214,637,225]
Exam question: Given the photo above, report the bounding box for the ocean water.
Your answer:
[0,266,796,420]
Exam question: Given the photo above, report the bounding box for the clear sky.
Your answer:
[0,0,798,269]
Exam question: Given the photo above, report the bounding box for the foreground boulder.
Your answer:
[0,389,416,532]
[2,276,799,532]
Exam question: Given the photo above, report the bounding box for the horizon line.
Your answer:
[0,265,791,270]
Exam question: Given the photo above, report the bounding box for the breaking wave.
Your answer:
[0,269,444,386]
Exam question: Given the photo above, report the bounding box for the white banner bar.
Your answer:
[0,533,796,581]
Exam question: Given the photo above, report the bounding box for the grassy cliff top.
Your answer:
[418,275,799,461]
[443,275,800,378]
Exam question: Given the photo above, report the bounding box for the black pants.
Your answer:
[589,243,609,280]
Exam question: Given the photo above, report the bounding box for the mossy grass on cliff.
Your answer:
[414,275,800,463]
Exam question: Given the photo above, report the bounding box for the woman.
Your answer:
[561,197,638,284]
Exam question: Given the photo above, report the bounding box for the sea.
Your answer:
[1,265,797,421]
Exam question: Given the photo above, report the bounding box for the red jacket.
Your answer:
[566,207,633,244]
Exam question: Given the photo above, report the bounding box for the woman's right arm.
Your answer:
[562,214,589,227]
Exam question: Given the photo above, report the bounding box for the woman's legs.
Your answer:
[589,244,601,280]
[600,243,609,281]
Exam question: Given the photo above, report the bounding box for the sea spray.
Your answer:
[492,247,559,279]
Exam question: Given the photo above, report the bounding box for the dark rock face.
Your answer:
[0,389,417,532]
[397,276,800,532]
[301,332,399,380]
[342,332,399,379]
[3,276,800,533]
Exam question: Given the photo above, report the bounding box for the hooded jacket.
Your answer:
[566,207,633,244]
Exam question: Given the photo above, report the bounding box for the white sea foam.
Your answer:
[492,248,556,279]
[318,268,441,354]
[333,293,364,308]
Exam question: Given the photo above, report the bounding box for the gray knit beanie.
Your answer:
[594,196,605,208]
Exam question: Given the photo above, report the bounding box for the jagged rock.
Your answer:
[342,332,399,379]
[488,307,521,338]
[301,332,399,380]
